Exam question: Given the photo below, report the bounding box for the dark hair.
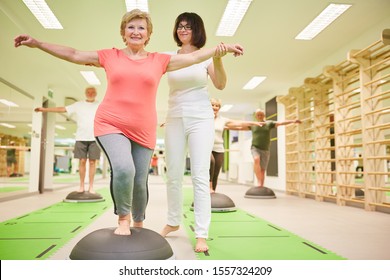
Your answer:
[173,12,206,48]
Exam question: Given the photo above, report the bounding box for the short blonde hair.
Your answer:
[210,98,222,108]
[85,86,96,93]
[120,9,153,46]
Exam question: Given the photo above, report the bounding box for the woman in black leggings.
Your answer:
[209,98,263,192]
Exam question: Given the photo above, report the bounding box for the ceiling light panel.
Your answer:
[295,3,352,40]
[0,99,19,107]
[22,0,63,29]
[125,0,149,12]
[80,71,101,85]
[55,125,66,130]
[243,76,266,90]
[0,123,16,128]
[216,0,252,37]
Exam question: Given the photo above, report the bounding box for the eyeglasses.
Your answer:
[177,25,192,31]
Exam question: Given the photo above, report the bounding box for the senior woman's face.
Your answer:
[211,101,221,114]
[123,18,149,47]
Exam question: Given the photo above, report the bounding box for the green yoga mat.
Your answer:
[182,188,345,260]
[0,186,27,193]
[0,188,112,260]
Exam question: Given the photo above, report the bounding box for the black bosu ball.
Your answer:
[64,191,105,203]
[69,227,174,260]
[190,192,236,212]
[355,188,364,197]
[245,186,276,199]
[210,192,236,212]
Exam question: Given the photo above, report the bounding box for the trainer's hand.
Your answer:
[214,42,228,58]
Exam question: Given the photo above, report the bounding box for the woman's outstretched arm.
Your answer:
[14,34,100,66]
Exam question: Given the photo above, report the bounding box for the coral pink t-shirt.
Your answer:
[95,48,171,149]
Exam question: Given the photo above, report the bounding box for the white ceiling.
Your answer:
[1,0,390,142]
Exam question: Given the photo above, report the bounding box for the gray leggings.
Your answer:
[96,134,153,222]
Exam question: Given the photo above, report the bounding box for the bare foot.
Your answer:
[195,238,208,253]
[114,215,131,235]
[133,221,143,228]
[88,189,96,194]
[209,182,214,193]
[77,188,85,193]
[160,225,179,237]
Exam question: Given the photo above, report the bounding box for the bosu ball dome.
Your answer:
[190,192,236,212]
[64,191,105,203]
[210,192,236,212]
[69,227,174,260]
[245,186,276,199]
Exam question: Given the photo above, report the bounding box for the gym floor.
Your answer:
[0,174,389,260]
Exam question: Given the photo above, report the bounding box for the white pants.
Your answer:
[165,117,214,238]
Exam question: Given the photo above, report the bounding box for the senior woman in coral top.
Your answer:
[14,9,243,237]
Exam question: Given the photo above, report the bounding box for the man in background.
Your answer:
[35,86,101,193]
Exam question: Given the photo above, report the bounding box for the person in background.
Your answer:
[356,154,363,178]
[6,141,17,177]
[160,12,244,253]
[34,87,101,193]
[150,153,158,175]
[15,9,243,236]
[209,98,263,193]
[241,109,301,188]
[157,150,166,176]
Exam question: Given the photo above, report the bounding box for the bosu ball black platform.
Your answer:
[69,227,174,260]
[64,191,105,203]
[245,186,276,199]
[191,192,236,212]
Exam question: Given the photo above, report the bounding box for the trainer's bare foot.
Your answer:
[195,238,208,253]
[133,221,143,228]
[160,225,179,237]
[88,189,96,194]
[115,215,131,235]
[77,188,85,193]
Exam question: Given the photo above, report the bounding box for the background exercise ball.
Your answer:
[64,191,105,203]
[190,192,236,212]
[245,186,276,199]
[210,192,236,212]
[355,189,364,197]
[69,227,174,260]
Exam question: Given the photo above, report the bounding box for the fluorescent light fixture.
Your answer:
[55,125,66,130]
[0,123,16,128]
[295,3,352,40]
[220,104,233,112]
[22,0,63,29]
[125,0,149,12]
[0,99,19,107]
[80,71,101,85]
[243,76,266,90]
[216,0,252,36]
